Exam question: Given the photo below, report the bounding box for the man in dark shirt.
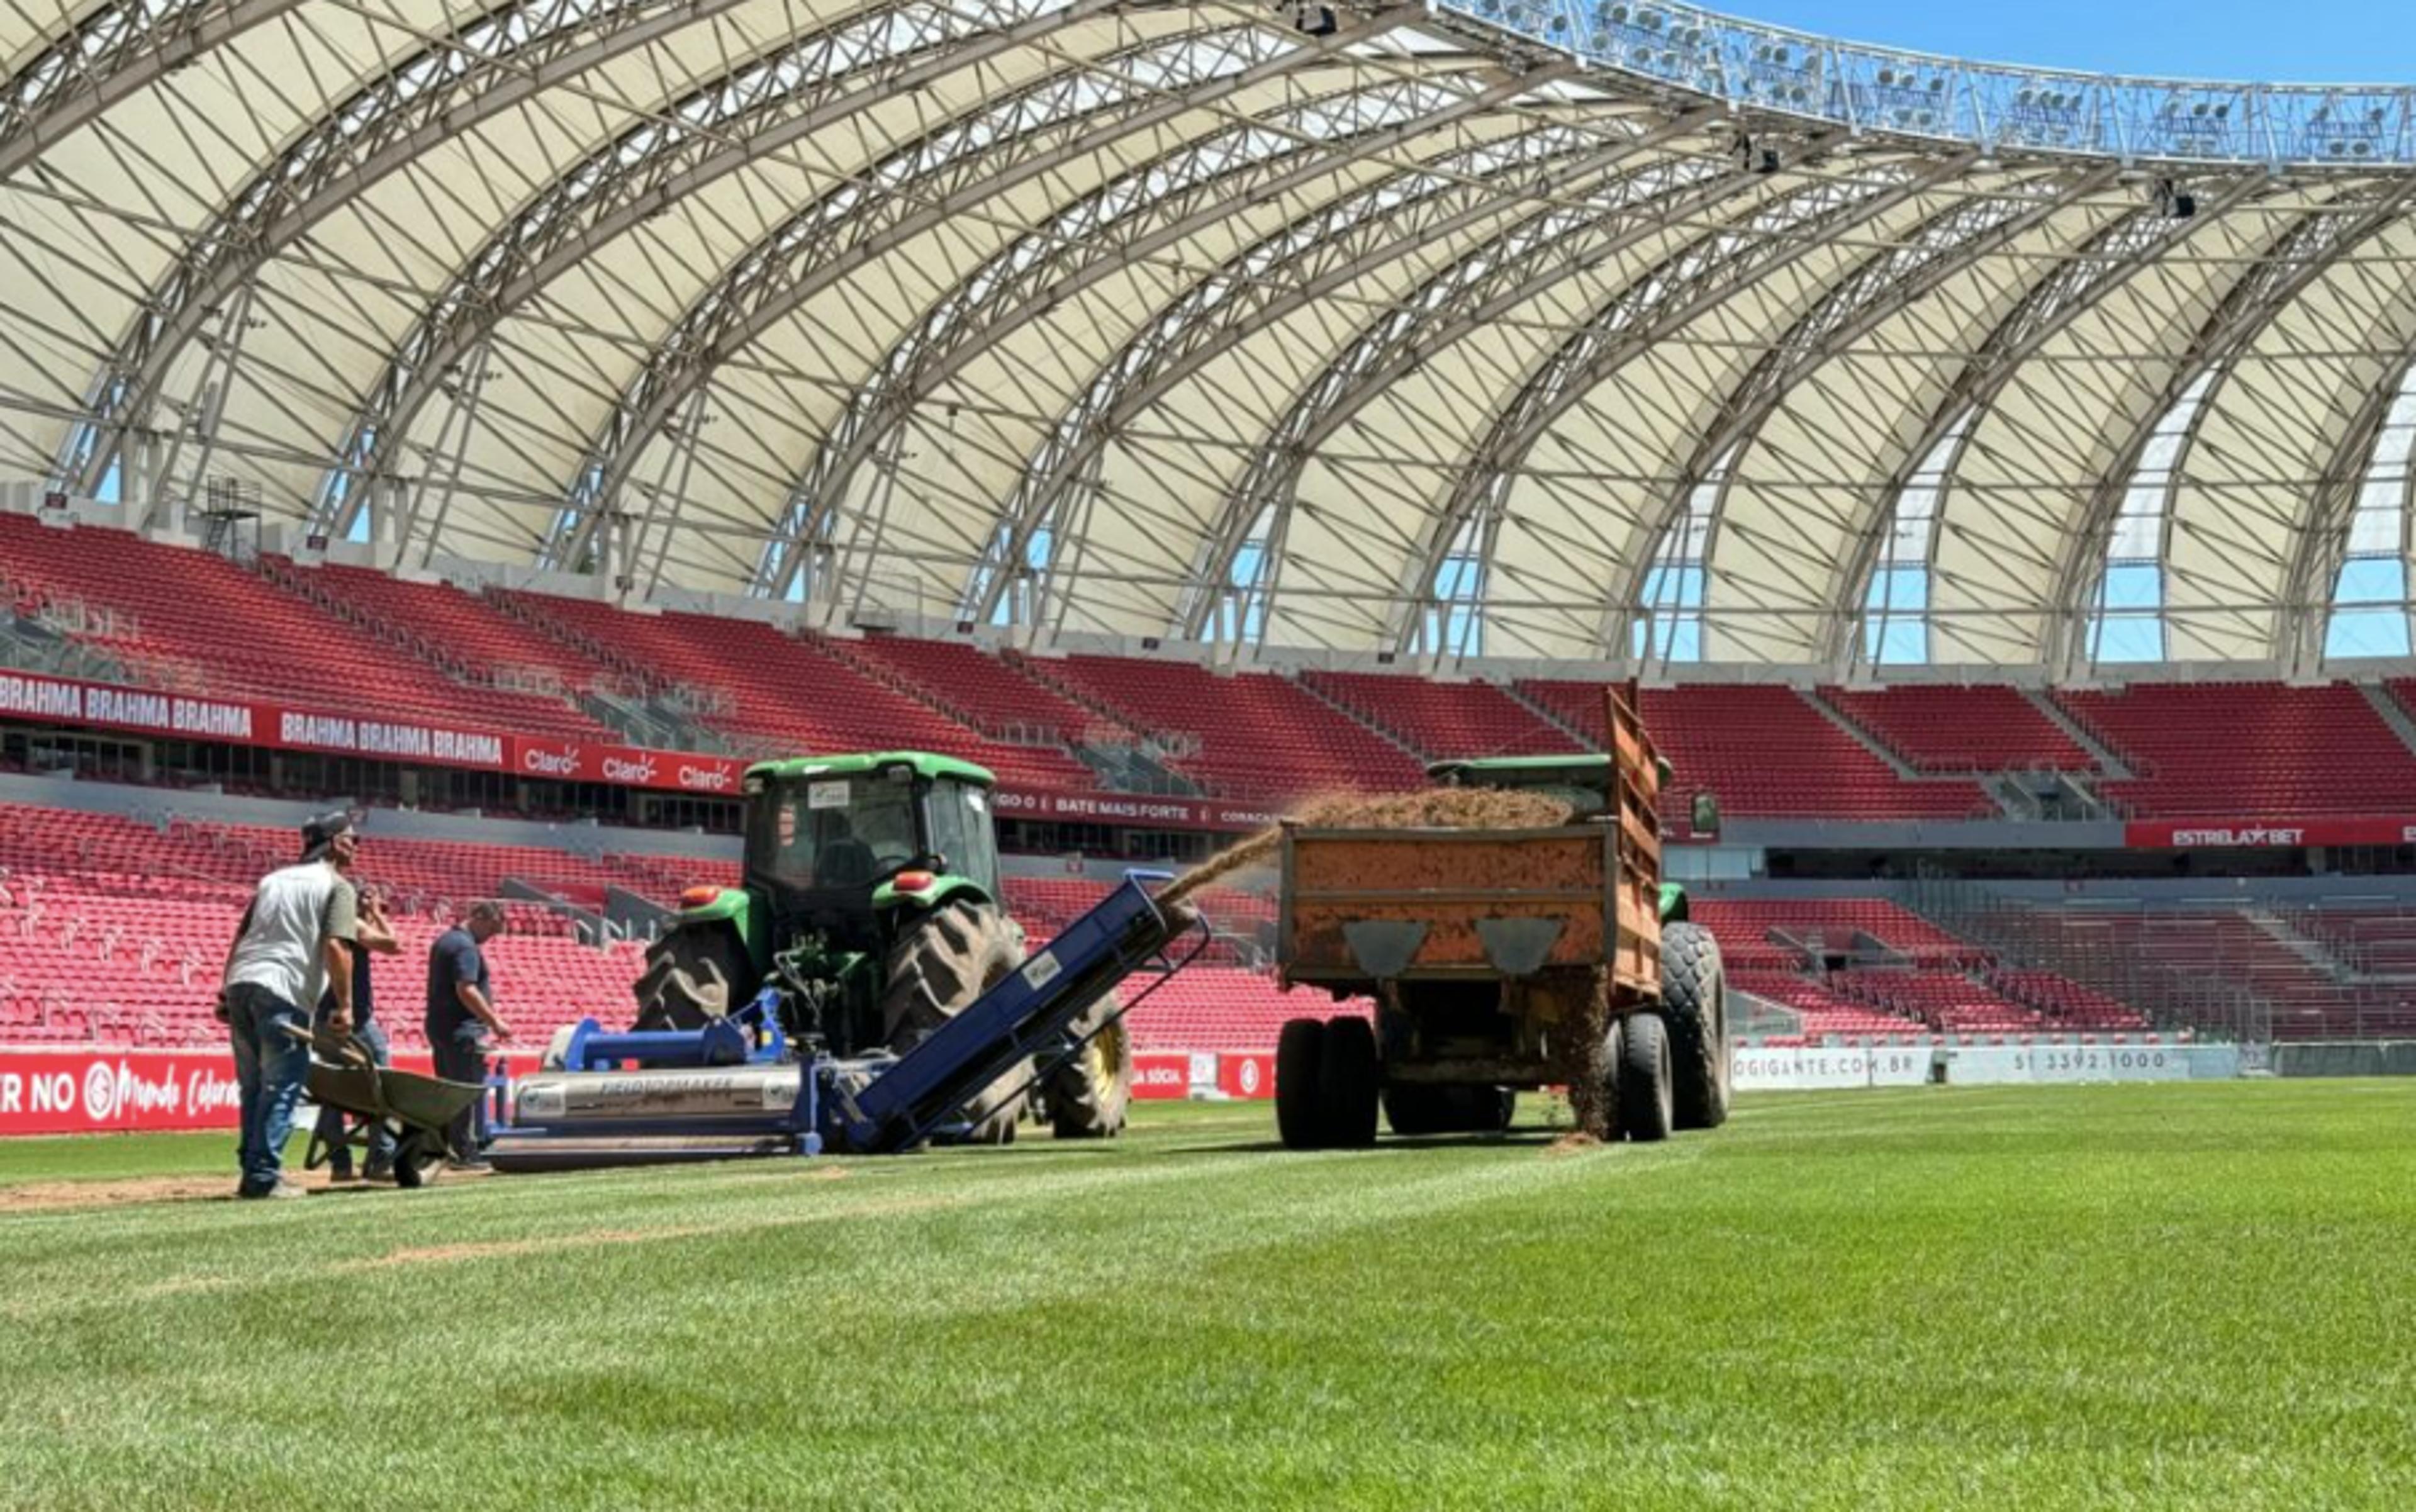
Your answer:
[425,900,512,1168]
[313,882,401,1181]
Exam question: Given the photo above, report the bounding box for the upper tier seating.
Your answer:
[496,593,1095,792]
[842,636,1099,746]
[0,516,607,739]
[1823,686,2093,775]
[1044,656,1424,801]
[1516,681,1987,831]
[2059,683,2416,817]
[1299,671,1581,760]
[277,560,622,705]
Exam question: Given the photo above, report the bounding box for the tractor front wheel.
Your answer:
[632,923,752,1031]
[881,902,1027,1144]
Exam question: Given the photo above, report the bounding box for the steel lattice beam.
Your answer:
[960,109,1738,629]
[2038,182,2416,673]
[0,0,305,181]
[1563,164,2113,660]
[59,0,771,495]
[1367,152,1953,655]
[1188,133,1762,644]
[736,59,1575,601]
[2279,352,2416,675]
[538,9,1412,577]
[1804,172,2278,668]
[303,0,1152,535]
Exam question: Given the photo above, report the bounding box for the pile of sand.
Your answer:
[1159,788,1574,905]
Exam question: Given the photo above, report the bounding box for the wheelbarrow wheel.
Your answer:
[392,1130,447,1189]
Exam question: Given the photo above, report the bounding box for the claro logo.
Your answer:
[677,761,735,792]
[601,754,659,785]
[522,744,581,777]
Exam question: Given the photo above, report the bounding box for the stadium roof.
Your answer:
[7,0,2416,676]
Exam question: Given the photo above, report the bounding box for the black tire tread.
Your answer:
[880,901,1027,1143]
[1661,920,1731,1131]
[1617,1010,1675,1143]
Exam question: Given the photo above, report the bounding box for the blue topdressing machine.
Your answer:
[486,875,1204,1170]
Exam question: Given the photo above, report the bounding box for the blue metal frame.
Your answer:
[490,871,1205,1164]
[1433,0,2416,169]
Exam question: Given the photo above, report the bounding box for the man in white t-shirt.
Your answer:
[218,811,361,1200]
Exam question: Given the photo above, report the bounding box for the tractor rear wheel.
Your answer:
[1044,995,1133,1138]
[1661,921,1731,1130]
[1318,1017,1380,1148]
[632,924,751,1031]
[1275,1017,1326,1150]
[1616,1011,1675,1143]
[881,901,1027,1144]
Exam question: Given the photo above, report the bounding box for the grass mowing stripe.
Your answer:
[3,1088,2414,1511]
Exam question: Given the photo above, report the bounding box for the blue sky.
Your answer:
[1731,0,2416,84]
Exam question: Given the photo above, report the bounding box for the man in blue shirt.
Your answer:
[425,900,513,1168]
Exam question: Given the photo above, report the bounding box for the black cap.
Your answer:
[299,810,355,861]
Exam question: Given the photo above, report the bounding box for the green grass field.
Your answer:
[3,1083,2413,1511]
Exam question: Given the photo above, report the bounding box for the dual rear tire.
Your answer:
[1275,1016,1379,1150]
[1277,1016,1516,1149]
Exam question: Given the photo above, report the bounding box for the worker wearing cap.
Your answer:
[425,900,512,1168]
[217,811,360,1200]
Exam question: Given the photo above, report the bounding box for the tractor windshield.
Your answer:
[754,774,922,891]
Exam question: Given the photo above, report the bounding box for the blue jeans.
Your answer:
[226,982,309,1192]
[311,1010,394,1176]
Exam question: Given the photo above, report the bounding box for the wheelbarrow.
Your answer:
[280,1024,487,1189]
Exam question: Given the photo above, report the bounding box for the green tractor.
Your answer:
[632,752,1131,1142]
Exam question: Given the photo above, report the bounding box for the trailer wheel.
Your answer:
[1384,1085,1515,1136]
[1044,995,1133,1139]
[881,901,1027,1144]
[1382,1084,1446,1136]
[391,1129,446,1189]
[1660,921,1731,1131]
[1462,1086,1517,1134]
[1319,1017,1380,1148]
[632,924,751,1031]
[1616,1011,1675,1143]
[1275,1017,1327,1150]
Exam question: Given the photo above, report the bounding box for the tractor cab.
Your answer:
[742,753,1003,945]
[643,753,1008,1056]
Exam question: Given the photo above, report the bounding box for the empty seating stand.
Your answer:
[496,595,1097,792]
[0,515,608,740]
[1045,656,1424,801]
[1823,686,2092,774]
[2059,683,2416,817]
[1516,681,1988,832]
[1299,671,1582,759]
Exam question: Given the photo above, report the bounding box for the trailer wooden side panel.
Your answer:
[1280,826,1613,985]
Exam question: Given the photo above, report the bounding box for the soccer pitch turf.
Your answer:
[2,1082,2412,1511]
